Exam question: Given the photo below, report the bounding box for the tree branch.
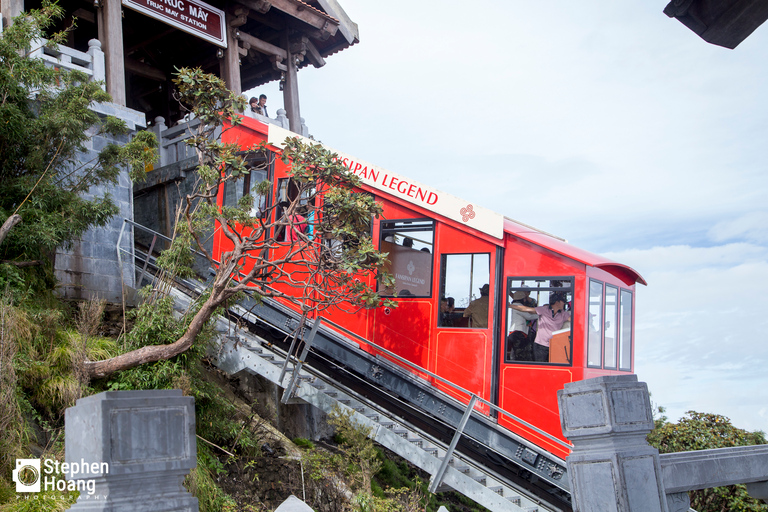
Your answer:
[1,260,43,268]
[0,215,22,248]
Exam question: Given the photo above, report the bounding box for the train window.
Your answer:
[223,161,271,217]
[322,192,375,257]
[379,219,434,297]
[604,286,619,370]
[619,290,633,371]
[587,280,603,368]
[276,178,316,241]
[505,278,573,364]
[438,253,491,328]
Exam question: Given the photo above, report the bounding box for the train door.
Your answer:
[497,276,575,457]
[433,224,499,410]
[372,218,435,373]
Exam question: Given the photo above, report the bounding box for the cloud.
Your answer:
[605,244,768,431]
[708,212,768,244]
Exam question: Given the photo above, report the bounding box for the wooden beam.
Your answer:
[101,0,126,105]
[267,0,338,36]
[73,8,96,24]
[125,28,175,56]
[241,8,283,30]
[242,61,280,86]
[229,14,248,27]
[269,55,287,71]
[125,58,167,82]
[304,39,325,68]
[236,30,287,59]
[315,0,358,44]
[222,16,242,94]
[237,0,271,14]
[281,30,300,132]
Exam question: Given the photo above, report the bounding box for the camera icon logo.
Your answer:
[12,459,41,492]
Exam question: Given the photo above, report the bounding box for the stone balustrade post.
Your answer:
[557,374,668,512]
[150,116,168,167]
[87,39,106,90]
[300,117,308,138]
[275,108,290,130]
[65,389,197,511]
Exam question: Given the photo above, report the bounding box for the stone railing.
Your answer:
[241,107,310,138]
[28,38,106,88]
[149,117,203,168]
[148,111,310,168]
[558,375,768,512]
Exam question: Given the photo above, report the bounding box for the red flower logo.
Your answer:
[460,205,476,223]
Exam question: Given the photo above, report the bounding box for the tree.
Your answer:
[0,2,157,294]
[82,68,395,379]
[647,410,768,512]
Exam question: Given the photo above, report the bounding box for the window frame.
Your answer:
[222,154,272,215]
[603,284,619,371]
[378,218,435,298]
[437,252,492,329]
[618,289,634,372]
[504,275,575,366]
[587,279,605,369]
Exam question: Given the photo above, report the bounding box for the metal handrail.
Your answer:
[117,218,571,453]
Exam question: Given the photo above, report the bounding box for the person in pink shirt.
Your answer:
[280,202,307,242]
[511,291,570,362]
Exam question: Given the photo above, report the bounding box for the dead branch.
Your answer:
[0,214,22,248]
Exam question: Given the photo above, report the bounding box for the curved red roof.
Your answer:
[504,218,647,287]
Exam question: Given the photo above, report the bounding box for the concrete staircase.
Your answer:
[168,284,562,512]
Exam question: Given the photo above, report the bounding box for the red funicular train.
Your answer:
[213,117,646,459]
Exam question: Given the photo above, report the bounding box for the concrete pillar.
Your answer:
[65,390,198,511]
[557,375,668,512]
[1,0,23,28]
[101,0,126,106]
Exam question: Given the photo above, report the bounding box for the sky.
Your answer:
[247,1,768,432]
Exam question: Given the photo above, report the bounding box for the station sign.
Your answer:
[122,0,227,48]
[267,125,505,240]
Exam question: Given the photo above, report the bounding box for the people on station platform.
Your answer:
[249,94,268,116]
[511,291,570,362]
[463,284,490,328]
[257,94,268,116]
[249,97,261,114]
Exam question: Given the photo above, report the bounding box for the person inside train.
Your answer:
[510,291,570,362]
[507,291,539,360]
[278,202,307,242]
[439,296,457,326]
[463,284,490,328]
